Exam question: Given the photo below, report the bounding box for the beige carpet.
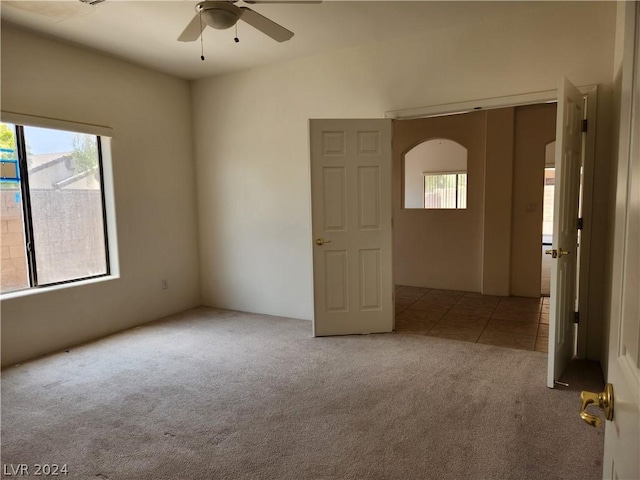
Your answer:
[1,308,604,479]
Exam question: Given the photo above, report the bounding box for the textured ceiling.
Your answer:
[2,1,559,80]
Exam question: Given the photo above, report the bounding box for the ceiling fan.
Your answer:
[178,0,315,43]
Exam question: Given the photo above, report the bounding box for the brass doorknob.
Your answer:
[315,238,331,246]
[580,383,614,427]
[558,248,570,257]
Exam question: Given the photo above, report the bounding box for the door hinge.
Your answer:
[574,312,580,324]
[577,217,584,230]
[582,119,588,133]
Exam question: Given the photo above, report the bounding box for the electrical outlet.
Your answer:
[161,279,168,290]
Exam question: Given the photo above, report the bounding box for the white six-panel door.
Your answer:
[310,119,393,336]
[603,3,640,477]
[547,78,584,388]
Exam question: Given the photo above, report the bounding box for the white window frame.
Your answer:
[422,170,467,209]
[0,112,119,298]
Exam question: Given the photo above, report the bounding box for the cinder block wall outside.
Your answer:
[1,189,105,292]
[1,189,28,291]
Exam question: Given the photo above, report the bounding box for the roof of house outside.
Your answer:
[28,152,99,190]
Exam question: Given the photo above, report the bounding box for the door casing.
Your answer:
[385,86,597,360]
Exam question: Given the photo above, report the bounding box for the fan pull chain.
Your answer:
[199,11,205,61]
[234,23,239,43]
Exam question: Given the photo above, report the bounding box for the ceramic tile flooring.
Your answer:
[395,286,549,353]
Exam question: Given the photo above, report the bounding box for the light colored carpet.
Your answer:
[1,307,604,479]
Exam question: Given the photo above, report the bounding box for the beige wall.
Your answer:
[1,25,201,366]
[510,103,557,297]
[394,104,556,298]
[0,1,618,365]
[394,112,486,291]
[483,107,515,296]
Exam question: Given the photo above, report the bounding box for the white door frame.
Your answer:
[385,86,598,360]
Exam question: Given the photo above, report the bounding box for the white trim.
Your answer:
[609,1,637,371]
[576,85,598,359]
[385,85,597,120]
[0,274,120,301]
[1,111,113,137]
[422,171,466,176]
[99,137,120,279]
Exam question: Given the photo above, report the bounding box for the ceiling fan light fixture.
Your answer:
[198,2,241,30]
[180,0,296,43]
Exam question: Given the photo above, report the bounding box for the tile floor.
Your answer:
[395,286,549,353]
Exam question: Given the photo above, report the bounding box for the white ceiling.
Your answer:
[1,1,557,80]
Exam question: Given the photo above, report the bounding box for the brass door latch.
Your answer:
[545,248,570,258]
[580,383,614,427]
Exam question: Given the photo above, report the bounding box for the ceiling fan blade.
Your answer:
[239,7,294,42]
[178,14,205,42]
[244,1,321,3]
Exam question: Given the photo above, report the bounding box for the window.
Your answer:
[1,122,109,294]
[403,139,468,209]
[424,172,467,209]
[542,167,555,241]
[542,140,556,245]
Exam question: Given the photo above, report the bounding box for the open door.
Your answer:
[547,78,584,388]
[310,119,393,336]
[602,3,640,477]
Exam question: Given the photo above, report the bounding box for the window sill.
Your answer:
[0,274,120,301]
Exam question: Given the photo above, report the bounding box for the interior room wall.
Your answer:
[1,3,615,365]
[1,25,201,367]
[545,142,557,167]
[510,103,557,298]
[482,107,515,296]
[393,112,486,291]
[395,104,554,297]
[191,2,616,330]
